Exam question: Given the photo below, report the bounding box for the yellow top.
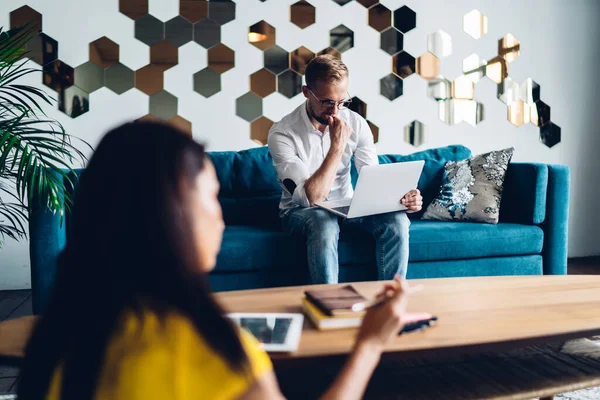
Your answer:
[45,310,272,400]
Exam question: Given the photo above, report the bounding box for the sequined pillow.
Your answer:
[422,147,514,224]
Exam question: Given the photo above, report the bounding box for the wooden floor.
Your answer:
[0,257,599,396]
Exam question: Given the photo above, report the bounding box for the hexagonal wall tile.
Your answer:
[180,0,208,23]
[168,115,192,136]
[250,68,276,98]
[43,60,74,92]
[10,5,42,39]
[332,0,353,5]
[499,33,520,63]
[135,64,164,95]
[74,62,104,93]
[290,46,315,75]
[90,37,120,68]
[463,9,487,39]
[208,0,235,25]
[251,116,274,145]
[497,77,519,105]
[380,74,403,101]
[540,122,560,148]
[27,33,58,66]
[278,70,302,98]
[165,16,193,47]
[120,0,149,20]
[427,30,452,58]
[367,121,379,143]
[317,47,341,60]
[135,14,165,46]
[248,20,276,51]
[105,63,135,94]
[403,120,426,147]
[236,92,263,122]
[530,100,551,127]
[439,99,484,126]
[485,56,508,84]
[520,78,540,104]
[368,4,391,32]
[330,25,353,53]
[416,52,440,80]
[463,53,487,83]
[150,40,178,71]
[193,67,221,97]
[149,90,178,120]
[393,6,416,34]
[392,51,415,79]
[427,76,451,100]
[291,1,315,29]
[348,96,366,119]
[381,27,403,56]
[208,43,234,74]
[356,0,377,7]
[194,18,220,48]
[507,100,530,127]
[264,45,289,75]
[58,85,89,118]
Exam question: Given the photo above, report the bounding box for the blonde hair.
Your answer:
[304,55,348,89]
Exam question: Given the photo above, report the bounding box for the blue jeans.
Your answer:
[282,207,411,284]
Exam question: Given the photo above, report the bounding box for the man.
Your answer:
[267,55,423,284]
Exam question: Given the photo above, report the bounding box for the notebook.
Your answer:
[302,297,364,330]
[304,285,366,317]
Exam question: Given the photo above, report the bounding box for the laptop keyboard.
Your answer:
[332,206,350,215]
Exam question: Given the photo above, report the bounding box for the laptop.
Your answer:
[314,160,425,219]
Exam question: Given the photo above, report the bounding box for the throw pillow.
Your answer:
[421,147,515,224]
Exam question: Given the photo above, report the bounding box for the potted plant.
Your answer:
[0,25,88,246]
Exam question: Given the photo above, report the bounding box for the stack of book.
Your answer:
[302,285,366,330]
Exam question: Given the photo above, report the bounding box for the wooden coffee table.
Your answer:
[3,275,600,399]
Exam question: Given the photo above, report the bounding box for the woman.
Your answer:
[17,122,413,400]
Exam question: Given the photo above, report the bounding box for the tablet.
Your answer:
[228,313,304,352]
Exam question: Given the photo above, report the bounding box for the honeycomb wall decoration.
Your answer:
[8,2,560,148]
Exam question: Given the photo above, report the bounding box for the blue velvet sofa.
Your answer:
[28,144,570,313]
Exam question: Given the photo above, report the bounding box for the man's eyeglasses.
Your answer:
[307,88,352,110]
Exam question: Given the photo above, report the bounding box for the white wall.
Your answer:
[1,0,599,289]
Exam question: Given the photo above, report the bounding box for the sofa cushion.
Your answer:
[214,221,544,273]
[351,144,472,219]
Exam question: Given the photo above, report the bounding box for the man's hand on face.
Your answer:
[328,116,352,153]
[401,189,423,213]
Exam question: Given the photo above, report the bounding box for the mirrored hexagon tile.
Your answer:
[427,76,451,101]
[463,54,487,83]
[193,67,221,98]
[380,27,403,55]
[497,77,520,105]
[105,62,135,94]
[507,100,530,127]
[179,0,208,23]
[451,76,474,100]
[520,78,540,104]
[416,52,440,80]
[393,6,416,34]
[208,0,236,26]
[149,90,178,120]
[74,62,104,94]
[348,96,367,119]
[10,5,42,50]
[368,3,391,33]
[367,121,379,143]
[135,14,165,46]
[427,30,452,58]
[439,99,483,126]
[530,101,551,127]
[403,120,426,147]
[165,16,193,47]
[90,37,119,69]
[43,60,74,92]
[463,9,487,39]
[317,47,341,60]
[248,20,276,51]
[499,33,520,63]
[540,122,561,148]
[380,73,403,101]
[208,43,234,74]
[250,116,274,145]
[26,33,58,66]
[236,91,263,122]
[290,46,315,76]
[264,45,289,75]
[150,40,179,71]
[392,51,415,79]
[58,85,89,118]
[356,0,378,7]
[135,64,164,95]
[330,25,354,53]
[168,115,192,136]
[291,1,315,29]
[120,0,149,20]
[250,68,276,98]
[194,18,220,49]
[278,70,302,99]
[485,56,508,84]
[332,0,353,5]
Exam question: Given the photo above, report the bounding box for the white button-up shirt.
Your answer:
[268,102,379,213]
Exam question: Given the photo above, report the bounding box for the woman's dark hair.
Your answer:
[17,122,247,399]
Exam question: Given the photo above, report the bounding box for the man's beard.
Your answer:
[307,102,330,126]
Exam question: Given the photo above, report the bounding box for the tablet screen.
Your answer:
[239,317,293,345]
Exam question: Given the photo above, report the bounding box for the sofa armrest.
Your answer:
[542,165,570,275]
[500,163,548,225]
